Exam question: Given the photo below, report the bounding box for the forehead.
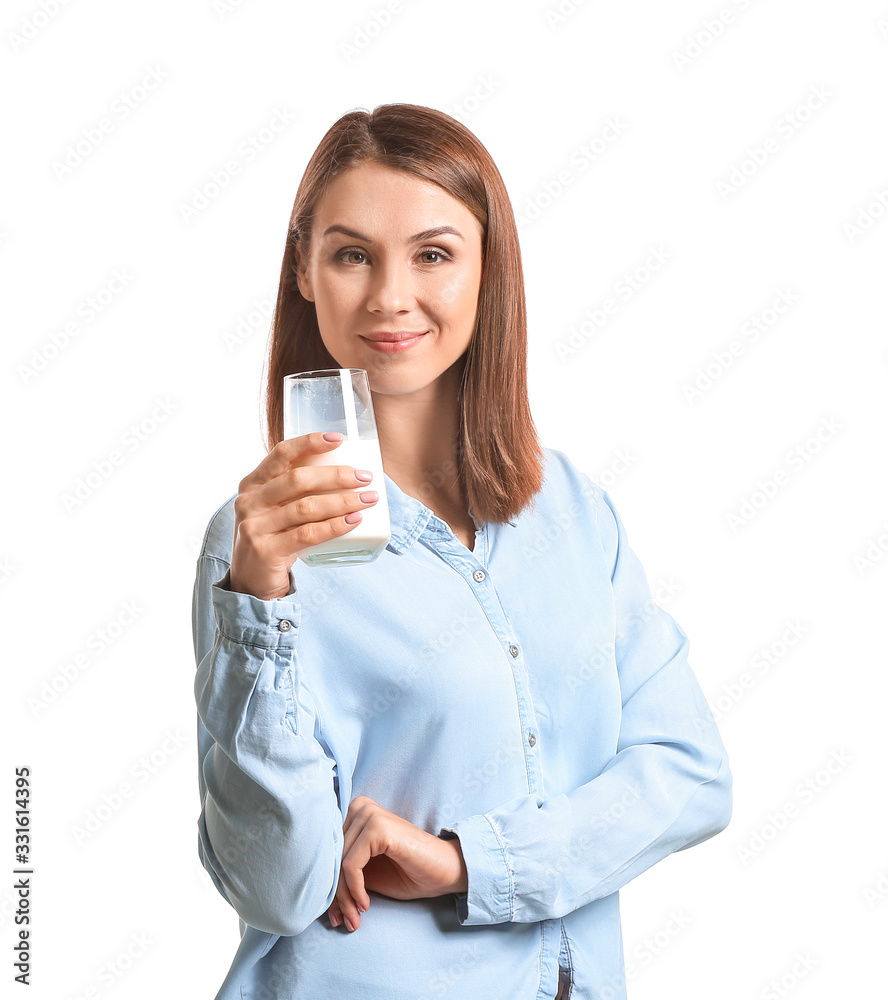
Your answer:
[314,162,480,239]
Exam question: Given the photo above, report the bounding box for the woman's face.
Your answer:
[295,161,484,397]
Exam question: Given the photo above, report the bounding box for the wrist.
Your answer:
[440,835,468,894]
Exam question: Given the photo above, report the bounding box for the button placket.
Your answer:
[425,535,543,795]
[496,636,542,794]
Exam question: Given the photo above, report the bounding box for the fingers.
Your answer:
[230,434,381,599]
[329,860,365,932]
[336,816,372,930]
[259,463,374,513]
[331,867,365,932]
[236,489,379,568]
[330,797,376,932]
[235,463,378,547]
[240,432,345,492]
[265,477,379,535]
[327,896,344,928]
[340,833,371,926]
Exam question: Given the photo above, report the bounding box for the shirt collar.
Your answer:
[383,472,433,554]
[383,472,517,555]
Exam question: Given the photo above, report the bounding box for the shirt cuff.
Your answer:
[438,814,513,924]
[211,567,301,649]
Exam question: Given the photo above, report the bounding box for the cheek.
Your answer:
[438,270,479,311]
[316,274,360,316]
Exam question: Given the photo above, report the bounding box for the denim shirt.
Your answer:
[191,446,732,1000]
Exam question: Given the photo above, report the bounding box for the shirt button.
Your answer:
[473,569,486,582]
[509,644,519,657]
[528,733,537,747]
[277,620,292,632]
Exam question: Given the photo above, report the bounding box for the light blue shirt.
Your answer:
[192,447,732,999]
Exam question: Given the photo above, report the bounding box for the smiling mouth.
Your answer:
[361,331,429,343]
[359,332,428,353]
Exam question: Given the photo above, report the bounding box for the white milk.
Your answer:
[295,437,391,566]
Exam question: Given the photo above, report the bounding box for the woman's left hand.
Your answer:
[326,796,468,932]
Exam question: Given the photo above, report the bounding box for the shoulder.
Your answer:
[539,446,619,563]
[197,493,238,565]
[540,446,605,511]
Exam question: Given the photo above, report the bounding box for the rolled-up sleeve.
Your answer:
[192,553,346,937]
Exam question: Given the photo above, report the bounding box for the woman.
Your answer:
[192,103,733,1000]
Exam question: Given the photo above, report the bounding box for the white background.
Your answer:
[4,1,888,997]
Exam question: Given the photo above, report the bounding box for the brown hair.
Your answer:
[263,103,543,524]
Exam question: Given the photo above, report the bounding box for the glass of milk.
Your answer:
[283,368,391,566]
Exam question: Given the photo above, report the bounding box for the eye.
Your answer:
[417,247,451,264]
[337,249,368,264]
[335,246,453,266]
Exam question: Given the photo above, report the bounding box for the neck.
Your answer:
[372,362,463,501]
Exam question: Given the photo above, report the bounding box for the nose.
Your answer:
[365,256,417,315]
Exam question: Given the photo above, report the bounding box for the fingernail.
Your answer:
[323,432,343,442]
[354,469,373,482]
[344,917,355,932]
[329,912,341,927]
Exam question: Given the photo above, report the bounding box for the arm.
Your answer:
[192,553,345,937]
[438,484,733,925]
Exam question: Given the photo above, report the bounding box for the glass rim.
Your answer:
[283,368,367,381]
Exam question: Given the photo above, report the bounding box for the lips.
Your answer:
[361,331,428,343]
[360,331,428,354]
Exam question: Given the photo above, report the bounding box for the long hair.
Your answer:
[263,103,543,524]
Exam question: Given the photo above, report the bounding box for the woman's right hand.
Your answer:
[228,432,379,600]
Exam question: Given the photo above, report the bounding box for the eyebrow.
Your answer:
[321,224,466,244]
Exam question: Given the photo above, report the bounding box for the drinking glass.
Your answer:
[283,368,391,566]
